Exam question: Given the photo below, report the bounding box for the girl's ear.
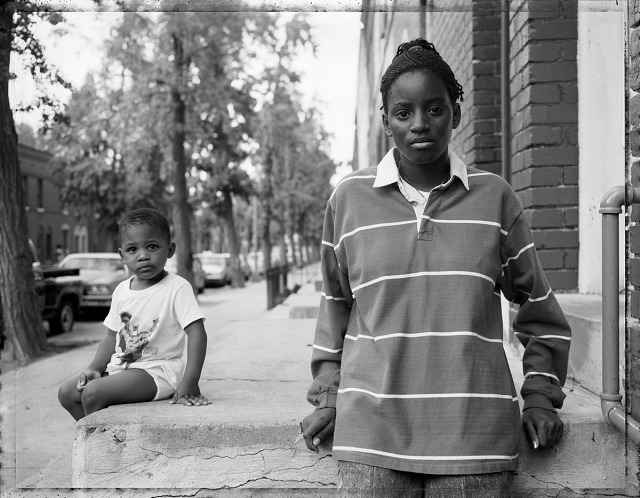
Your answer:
[452,103,461,130]
[382,112,393,137]
[168,242,176,259]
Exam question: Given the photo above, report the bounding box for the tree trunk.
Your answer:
[171,33,194,288]
[287,217,298,267]
[262,150,274,271]
[222,185,244,288]
[0,4,49,364]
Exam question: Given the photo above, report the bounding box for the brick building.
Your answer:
[354,0,637,487]
[19,143,90,263]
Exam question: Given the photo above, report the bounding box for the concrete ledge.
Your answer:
[69,317,338,491]
[286,287,320,319]
[505,344,637,493]
[556,293,625,396]
[71,381,337,489]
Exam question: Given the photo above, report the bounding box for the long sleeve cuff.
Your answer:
[522,392,557,413]
[308,386,338,409]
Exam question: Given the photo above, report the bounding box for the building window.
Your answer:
[74,225,88,252]
[46,226,52,262]
[22,175,29,209]
[37,178,44,212]
[37,225,44,260]
[62,225,69,254]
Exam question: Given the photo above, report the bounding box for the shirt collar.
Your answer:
[372,147,470,191]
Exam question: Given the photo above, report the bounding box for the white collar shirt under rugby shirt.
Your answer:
[307,147,571,475]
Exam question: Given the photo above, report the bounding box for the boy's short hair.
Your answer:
[119,208,171,243]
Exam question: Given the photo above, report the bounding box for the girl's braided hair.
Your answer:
[380,38,464,112]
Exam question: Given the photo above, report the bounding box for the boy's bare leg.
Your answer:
[58,377,86,421]
[80,369,157,416]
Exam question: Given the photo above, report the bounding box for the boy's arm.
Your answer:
[78,329,116,391]
[500,211,571,448]
[171,318,210,406]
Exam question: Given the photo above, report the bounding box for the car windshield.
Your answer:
[62,257,124,272]
[198,255,226,265]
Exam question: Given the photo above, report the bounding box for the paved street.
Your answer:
[0,276,302,493]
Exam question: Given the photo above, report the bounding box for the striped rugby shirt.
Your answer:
[307,147,571,475]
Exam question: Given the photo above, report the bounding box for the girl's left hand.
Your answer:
[522,407,563,449]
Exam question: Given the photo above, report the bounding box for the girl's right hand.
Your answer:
[76,370,102,392]
[301,407,336,453]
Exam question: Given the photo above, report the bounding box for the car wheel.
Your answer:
[49,298,75,336]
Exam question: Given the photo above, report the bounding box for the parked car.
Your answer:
[58,253,129,311]
[165,256,206,294]
[30,240,83,335]
[0,240,83,345]
[195,252,230,287]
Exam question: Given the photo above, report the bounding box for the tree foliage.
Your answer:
[46,10,337,284]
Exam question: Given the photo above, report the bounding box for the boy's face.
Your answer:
[119,224,175,285]
[382,69,460,167]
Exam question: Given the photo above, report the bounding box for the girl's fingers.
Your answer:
[312,418,336,447]
[523,417,539,450]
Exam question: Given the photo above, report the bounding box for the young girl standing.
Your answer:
[302,39,571,497]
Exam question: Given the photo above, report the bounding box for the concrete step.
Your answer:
[9,286,639,496]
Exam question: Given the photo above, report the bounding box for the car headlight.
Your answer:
[85,284,112,295]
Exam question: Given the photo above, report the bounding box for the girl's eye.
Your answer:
[127,248,136,253]
[396,110,410,119]
[148,245,158,250]
[428,106,442,114]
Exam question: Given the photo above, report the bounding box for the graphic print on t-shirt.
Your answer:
[116,311,160,367]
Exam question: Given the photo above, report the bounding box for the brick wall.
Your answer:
[427,2,502,174]
[509,0,578,291]
[628,0,640,423]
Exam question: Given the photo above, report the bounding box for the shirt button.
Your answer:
[411,201,417,206]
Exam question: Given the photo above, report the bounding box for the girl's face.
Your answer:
[382,69,460,168]
[119,224,175,288]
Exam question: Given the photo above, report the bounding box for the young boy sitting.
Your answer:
[58,208,210,420]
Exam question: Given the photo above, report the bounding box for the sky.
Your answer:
[10,10,362,168]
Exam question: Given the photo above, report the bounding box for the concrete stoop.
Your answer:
[8,289,640,496]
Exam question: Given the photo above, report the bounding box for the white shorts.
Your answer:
[106,362,176,401]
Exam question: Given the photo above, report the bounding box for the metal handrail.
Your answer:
[599,185,640,444]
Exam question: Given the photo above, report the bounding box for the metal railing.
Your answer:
[600,185,640,444]
[266,265,288,310]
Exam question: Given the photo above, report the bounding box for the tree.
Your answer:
[43,72,171,245]
[0,2,68,364]
[54,11,281,288]
[251,14,317,271]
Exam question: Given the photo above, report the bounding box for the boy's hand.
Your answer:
[76,370,101,392]
[301,407,336,452]
[170,378,211,406]
[522,407,564,449]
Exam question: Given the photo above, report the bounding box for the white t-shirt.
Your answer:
[103,272,204,389]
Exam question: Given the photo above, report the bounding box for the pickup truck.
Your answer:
[30,241,83,335]
[0,242,83,349]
